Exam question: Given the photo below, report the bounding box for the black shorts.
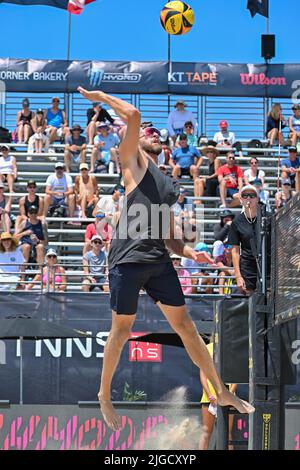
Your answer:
[109,262,185,315]
[180,167,191,176]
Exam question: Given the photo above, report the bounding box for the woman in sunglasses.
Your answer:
[288,104,300,148]
[244,157,265,186]
[26,248,66,291]
[228,185,259,295]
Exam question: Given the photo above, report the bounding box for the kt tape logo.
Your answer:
[88,65,141,88]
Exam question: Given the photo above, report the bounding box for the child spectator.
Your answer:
[27,109,49,156]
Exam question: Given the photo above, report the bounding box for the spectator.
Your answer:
[0,180,12,232]
[82,234,108,292]
[289,104,300,148]
[214,209,235,243]
[93,184,124,227]
[83,211,113,254]
[266,103,286,146]
[281,146,300,191]
[86,102,115,145]
[170,253,192,295]
[170,133,201,180]
[16,98,34,144]
[15,205,47,266]
[176,121,198,147]
[0,145,17,194]
[275,178,296,210]
[27,109,49,156]
[75,163,99,219]
[213,120,236,148]
[157,129,172,171]
[64,124,87,173]
[182,242,212,286]
[212,241,235,295]
[45,97,69,144]
[194,146,221,199]
[172,187,194,218]
[15,180,44,233]
[90,122,120,174]
[167,100,197,144]
[217,151,243,208]
[252,178,270,211]
[26,248,66,292]
[228,185,259,294]
[243,157,265,186]
[0,232,25,291]
[43,163,76,222]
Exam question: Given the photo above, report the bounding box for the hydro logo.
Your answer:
[88,65,142,87]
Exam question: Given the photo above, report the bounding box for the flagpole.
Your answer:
[67,12,72,61]
[167,33,171,113]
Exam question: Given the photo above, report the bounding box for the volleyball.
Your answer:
[160,1,194,35]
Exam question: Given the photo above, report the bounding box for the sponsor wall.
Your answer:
[0,59,300,97]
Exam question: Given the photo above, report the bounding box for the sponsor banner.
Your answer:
[168,62,298,97]
[1,59,300,96]
[0,292,213,404]
[0,59,168,93]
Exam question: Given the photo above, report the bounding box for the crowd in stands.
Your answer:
[0,96,299,293]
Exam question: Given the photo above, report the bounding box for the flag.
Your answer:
[0,0,95,14]
[247,0,269,18]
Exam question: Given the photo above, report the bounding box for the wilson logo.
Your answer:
[240,73,286,86]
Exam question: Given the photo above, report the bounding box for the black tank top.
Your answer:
[20,111,33,124]
[108,158,180,269]
[208,160,217,180]
[21,219,44,243]
[24,195,40,216]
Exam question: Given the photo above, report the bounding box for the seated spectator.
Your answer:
[83,211,113,254]
[172,187,194,218]
[0,180,12,232]
[15,205,48,266]
[212,240,235,295]
[43,163,76,222]
[64,124,87,173]
[194,146,221,199]
[27,108,49,156]
[275,178,296,210]
[82,235,108,292]
[15,180,44,233]
[214,209,235,243]
[266,103,286,146]
[86,102,115,145]
[252,178,270,211]
[170,133,201,180]
[167,100,197,144]
[213,120,236,148]
[93,184,124,226]
[217,151,243,208]
[0,145,17,194]
[176,121,198,147]
[243,157,265,186]
[185,242,215,295]
[289,104,300,148]
[182,241,212,276]
[45,97,69,144]
[26,248,66,292]
[170,253,192,295]
[90,122,120,174]
[281,146,300,191]
[16,98,34,144]
[0,232,25,291]
[75,163,99,219]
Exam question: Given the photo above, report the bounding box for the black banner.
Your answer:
[0,292,213,404]
[1,58,300,97]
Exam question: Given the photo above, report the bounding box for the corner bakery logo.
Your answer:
[241,73,286,86]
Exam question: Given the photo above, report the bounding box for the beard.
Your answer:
[140,140,162,156]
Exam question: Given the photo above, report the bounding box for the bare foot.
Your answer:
[218,389,255,414]
[98,395,122,431]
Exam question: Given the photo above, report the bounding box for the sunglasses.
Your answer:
[47,255,57,259]
[28,210,38,214]
[143,127,161,137]
[93,240,103,245]
[185,125,193,129]
[241,193,257,199]
[80,168,88,171]
[228,156,235,160]
[52,99,60,103]
[251,161,258,165]
[28,185,36,189]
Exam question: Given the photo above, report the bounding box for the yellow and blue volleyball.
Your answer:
[160,1,194,35]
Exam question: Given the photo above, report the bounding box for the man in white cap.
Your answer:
[167,100,197,144]
[44,162,75,221]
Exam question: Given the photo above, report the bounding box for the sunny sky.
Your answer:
[0,0,299,64]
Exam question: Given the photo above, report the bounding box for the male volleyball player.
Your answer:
[78,86,255,431]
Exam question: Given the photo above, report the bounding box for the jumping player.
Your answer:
[78,87,255,431]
